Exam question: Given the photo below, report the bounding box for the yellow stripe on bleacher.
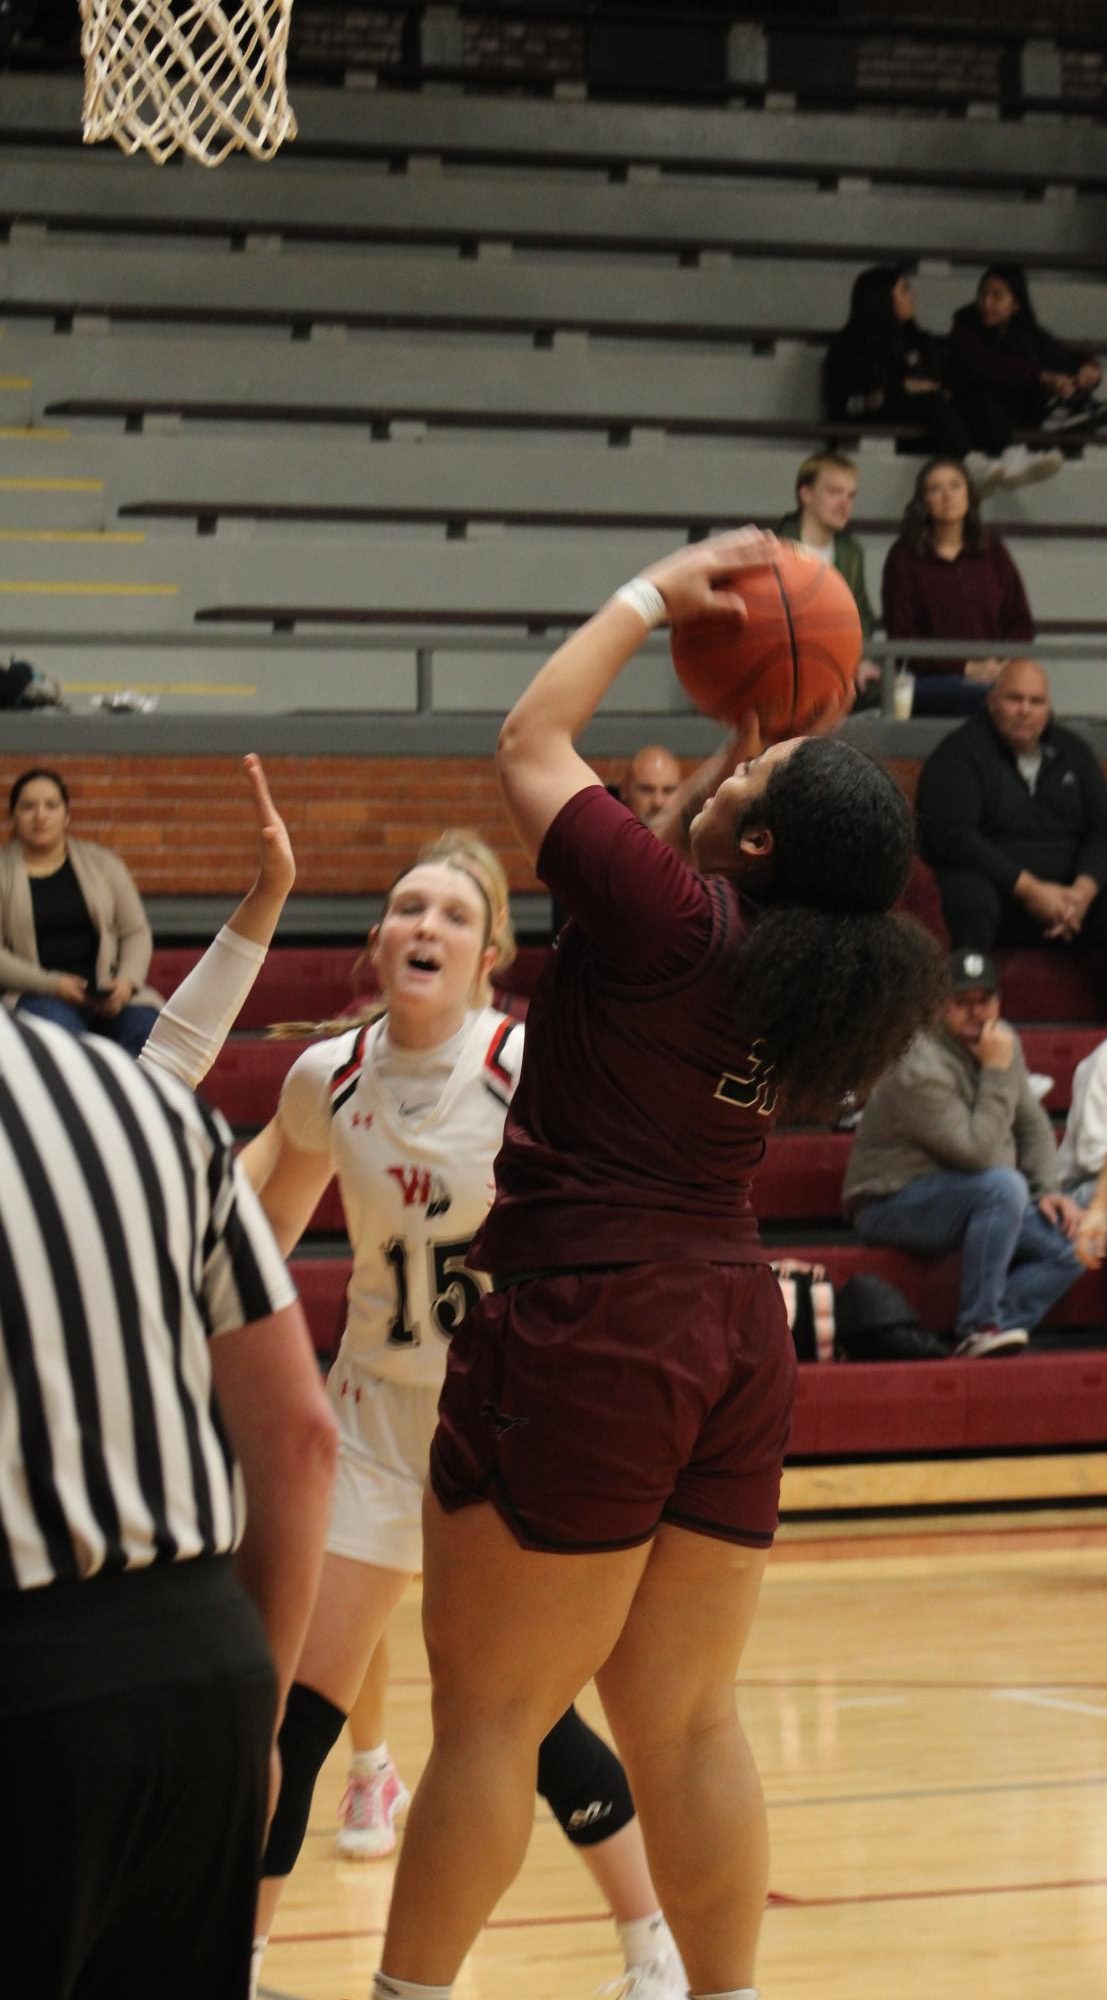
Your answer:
[0,425,71,441]
[0,530,145,545]
[0,580,178,597]
[0,477,104,492]
[0,378,33,390]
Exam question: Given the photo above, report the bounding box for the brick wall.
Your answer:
[16,750,1105,905]
[0,753,632,897]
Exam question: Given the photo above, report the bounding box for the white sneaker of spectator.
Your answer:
[954,1325,1030,1359]
[999,444,1064,488]
[1040,393,1107,435]
[964,451,1005,498]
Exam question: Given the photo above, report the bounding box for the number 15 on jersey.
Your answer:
[385,1235,486,1346]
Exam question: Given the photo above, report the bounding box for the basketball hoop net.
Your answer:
[79,0,298,167]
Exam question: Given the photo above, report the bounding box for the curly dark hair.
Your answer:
[730,738,947,1120]
[901,456,987,558]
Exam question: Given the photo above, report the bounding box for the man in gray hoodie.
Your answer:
[842,947,1083,1356]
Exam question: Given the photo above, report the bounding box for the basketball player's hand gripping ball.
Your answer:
[654,529,862,742]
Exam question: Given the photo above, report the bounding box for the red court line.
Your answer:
[771,1874,1107,1912]
[273,1876,1107,1946]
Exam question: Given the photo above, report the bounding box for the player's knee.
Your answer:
[537,1706,635,1848]
[261,1682,346,1880]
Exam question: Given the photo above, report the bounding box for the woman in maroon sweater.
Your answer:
[882,456,1034,718]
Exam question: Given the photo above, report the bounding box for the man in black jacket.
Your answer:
[917,658,1107,950]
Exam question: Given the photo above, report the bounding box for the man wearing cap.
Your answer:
[916,658,1107,950]
[842,949,1083,1356]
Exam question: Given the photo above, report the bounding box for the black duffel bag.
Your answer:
[833,1273,950,1362]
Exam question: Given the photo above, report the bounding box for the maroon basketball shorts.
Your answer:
[429,1261,797,1553]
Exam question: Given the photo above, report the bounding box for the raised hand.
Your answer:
[223,755,296,949]
[244,752,295,903]
[643,528,779,627]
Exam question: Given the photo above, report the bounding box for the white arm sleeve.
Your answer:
[139,926,268,1090]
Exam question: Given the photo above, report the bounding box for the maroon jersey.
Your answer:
[471,786,775,1275]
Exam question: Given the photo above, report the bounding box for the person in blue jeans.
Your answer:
[842,948,1083,1356]
[0,767,161,1056]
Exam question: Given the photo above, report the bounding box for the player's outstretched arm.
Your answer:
[225,751,296,947]
[141,754,295,1090]
[497,531,772,865]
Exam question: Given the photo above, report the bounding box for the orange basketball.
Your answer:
[669,542,861,738]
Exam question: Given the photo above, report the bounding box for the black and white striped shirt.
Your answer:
[0,1011,297,1592]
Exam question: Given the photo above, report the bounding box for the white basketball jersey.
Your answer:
[279,1007,523,1385]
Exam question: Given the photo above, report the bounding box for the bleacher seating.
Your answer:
[3,52,1105,1492]
[5,72,1107,189]
[3,72,1107,722]
[178,935,1107,1477]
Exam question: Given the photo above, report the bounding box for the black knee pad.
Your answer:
[537,1705,635,1848]
[261,1682,346,1879]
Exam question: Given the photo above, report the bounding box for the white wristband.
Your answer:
[614,577,668,629]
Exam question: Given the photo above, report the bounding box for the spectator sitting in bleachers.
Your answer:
[842,947,1083,1357]
[0,766,161,1056]
[916,658,1107,953]
[776,451,880,708]
[824,265,973,461]
[620,744,682,827]
[882,457,1034,717]
[948,263,1098,496]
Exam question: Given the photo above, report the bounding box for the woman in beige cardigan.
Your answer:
[1,767,161,1055]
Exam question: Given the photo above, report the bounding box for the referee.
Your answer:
[0,1007,337,2000]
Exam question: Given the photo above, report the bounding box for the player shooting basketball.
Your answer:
[372,531,945,2000]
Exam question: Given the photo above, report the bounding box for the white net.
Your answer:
[79,0,298,168]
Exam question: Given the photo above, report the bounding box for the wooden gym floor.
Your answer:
[261,1507,1107,2000]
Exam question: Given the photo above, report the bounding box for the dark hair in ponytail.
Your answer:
[731,738,947,1120]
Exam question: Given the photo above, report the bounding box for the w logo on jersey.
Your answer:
[386,1165,453,1216]
[715,1041,778,1118]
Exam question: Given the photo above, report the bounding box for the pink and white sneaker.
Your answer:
[335,1761,411,1860]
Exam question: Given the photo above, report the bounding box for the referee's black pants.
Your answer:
[2,1558,276,2000]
